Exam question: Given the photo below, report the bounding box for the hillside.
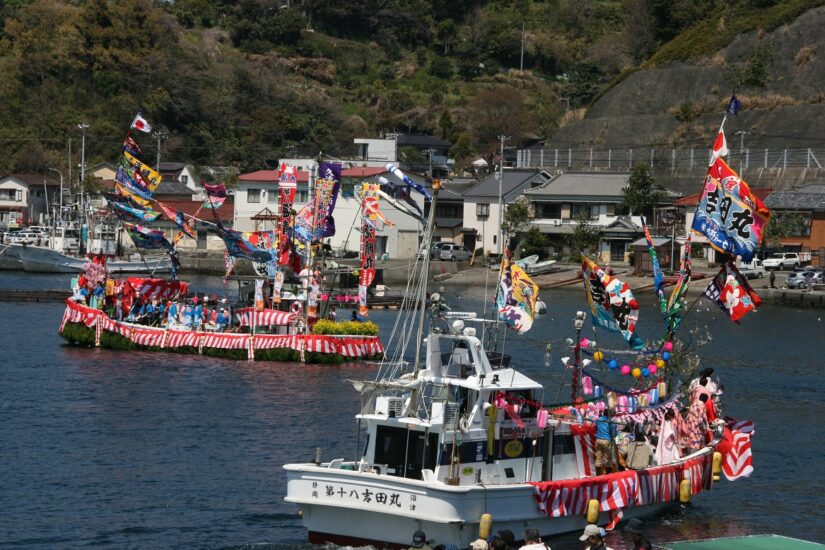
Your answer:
[1,0,824,182]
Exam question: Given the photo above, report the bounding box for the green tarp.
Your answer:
[663,535,825,550]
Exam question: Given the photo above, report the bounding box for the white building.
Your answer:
[0,174,61,229]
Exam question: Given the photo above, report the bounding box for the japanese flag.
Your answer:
[131,112,152,133]
[709,127,728,165]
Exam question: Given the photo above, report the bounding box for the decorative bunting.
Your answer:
[582,256,643,349]
[496,247,539,334]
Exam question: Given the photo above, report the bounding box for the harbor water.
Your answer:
[0,272,823,549]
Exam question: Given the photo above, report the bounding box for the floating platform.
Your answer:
[662,535,825,550]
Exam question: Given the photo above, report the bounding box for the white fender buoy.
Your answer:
[536,300,547,314]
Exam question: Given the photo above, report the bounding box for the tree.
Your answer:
[622,163,664,219]
[570,211,601,253]
[762,212,806,249]
[501,196,530,249]
[519,226,550,259]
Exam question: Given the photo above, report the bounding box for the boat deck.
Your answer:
[662,535,824,549]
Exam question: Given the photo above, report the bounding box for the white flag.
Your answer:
[131,112,152,133]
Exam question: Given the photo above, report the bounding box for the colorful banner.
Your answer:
[496,248,540,334]
[361,183,395,229]
[691,157,771,262]
[378,176,423,217]
[123,135,142,155]
[317,162,342,239]
[358,217,376,317]
[385,163,432,200]
[109,199,160,223]
[203,182,228,198]
[272,269,285,303]
[642,224,666,317]
[124,223,172,251]
[157,201,195,240]
[122,151,161,191]
[293,163,341,242]
[276,163,298,266]
[254,279,265,311]
[703,261,762,323]
[115,166,153,201]
[665,234,692,332]
[203,196,226,209]
[203,222,273,263]
[582,256,644,349]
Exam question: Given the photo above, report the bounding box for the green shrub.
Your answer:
[312,319,379,336]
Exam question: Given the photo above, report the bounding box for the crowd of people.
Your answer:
[405,519,653,550]
[593,368,724,474]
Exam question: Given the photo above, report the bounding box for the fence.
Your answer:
[516,147,825,172]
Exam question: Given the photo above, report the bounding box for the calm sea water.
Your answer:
[0,272,823,549]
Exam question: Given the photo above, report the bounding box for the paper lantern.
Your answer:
[594,351,604,363]
[656,359,666,369]
[594,384,603,398]
[583,376,593,395]
[638,394,647,407]
[649,365,658,375]
[657,381,667,398]
[642,367,650,377]
[607,392,617,410]
[608,359,619,370]
[632,367,642,378]
[617,395,628,412]
[580,338,590,348]
[662,351,671,361]
[663,341,673,352]
[621,365,631,375]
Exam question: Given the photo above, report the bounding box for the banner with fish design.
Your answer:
[361,183,395,229]
[691,156,771,263]
[115,166,153,202]
[124,223,172,251]
[665,234,693,333]
[358,217,376,317]
[582,256,643,349]
[385,163,432,200]
[496,248,540,334]
[202,221,273,263]
[642,224,667,317]
[121,151,161,191]
[276,164,297,266]
[157,201,195,240]
[108,199,160,223]
[294,163,340,242]
[703,260,762,323]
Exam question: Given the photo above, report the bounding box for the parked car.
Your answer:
[762,252,802,271]
[739,259,766,280]
[786,270,824,289]
[439,243,472,262]
[418,241,448,260]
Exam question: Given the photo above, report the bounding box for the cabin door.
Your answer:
[405,431,439,480]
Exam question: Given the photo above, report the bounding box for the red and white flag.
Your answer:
[131,112,153,133]
[718,418,755,481]
[709,125,728,165]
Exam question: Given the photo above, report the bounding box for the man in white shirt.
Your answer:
[519,528,550,550]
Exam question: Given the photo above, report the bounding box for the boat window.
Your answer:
[373,425,439,480]
[444,342,471,378]
[552,434,575,455]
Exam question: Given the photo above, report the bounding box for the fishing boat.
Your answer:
[284,171,758,547]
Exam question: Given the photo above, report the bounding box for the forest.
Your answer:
[0,0,818,179]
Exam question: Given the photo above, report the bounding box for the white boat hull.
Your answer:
[7,244,171,274]
[284,464,674,548]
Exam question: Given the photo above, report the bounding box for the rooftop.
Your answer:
[524,171,630,200]
[464,169,551,199]
[765,184,825,211]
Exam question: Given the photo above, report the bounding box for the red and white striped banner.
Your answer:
[531,450,714,518]
[235,307,296,327]
[719,418,755,481]
[570,424,597,478]
[165,330,199,349]
[130,327,165,347]
[200,332,249,350]
[253,334,297,350]
[126,277,189,300]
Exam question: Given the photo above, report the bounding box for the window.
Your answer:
[476,203,490,218]
[268,188,278,203]
[16,190,22,202]
[181,175,189,185]
[296,190,308,203]
[540,203,562,219]
[247,188,261,203]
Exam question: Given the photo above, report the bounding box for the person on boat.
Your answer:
[181,301,194,329]
[625,432,654,470]
[143,299,157,325]
[167,301,178,327]
[579,524,614,550]
[519,527,550,550]
[470,539,489,550]
[192,297,204,330]
[215,308,229,331]
[495,529,517,550]
[595,412,617,475]
[114,296,123,321]
[655,409,682,464]
[328,305,337,321]
[623,518,653,550]
[407,530,432,550]
[351,310,359,322]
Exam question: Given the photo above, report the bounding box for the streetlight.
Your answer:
[48,167,64,215]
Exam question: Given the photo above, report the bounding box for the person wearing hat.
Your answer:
[406,529,432,550]
[470,539,489,550]
[624,518,652,550]
[579,524,614,550]
[519,527,549,550]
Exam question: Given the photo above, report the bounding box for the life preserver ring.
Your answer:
[290,301,303,315]
[459,416,471,434]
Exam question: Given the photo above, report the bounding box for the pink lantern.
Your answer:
[621,365,631,375]
[537,409,549,429]
[580,338,590,348]
[663,341,674,352]
[582,376,593,395]
[649,364,658,375]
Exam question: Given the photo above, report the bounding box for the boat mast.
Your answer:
[412,180,440,376]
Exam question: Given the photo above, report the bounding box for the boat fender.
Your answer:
[291,301,303,315]
[459,416,471,434]
[479,513,493,540]
[586,499,600,524]
[712,451,723,482]
[679,479,691,505]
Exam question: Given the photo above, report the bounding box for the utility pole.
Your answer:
[48,168,64,215]
[735,130,750,176]
[520,19,525,71]
[67,138,72,200]
[498,134,508,255]
[78,123,88,212]
[154,130,167,170]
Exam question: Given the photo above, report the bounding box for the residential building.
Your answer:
[396,134,451,177]
[764,184,825,267]
[158,162,199,194]
[523,172,645,264]
[235,168,311,233]
[0,174,61,228]
[435,178,475,247]
[354,138,397,163]
[462,169,553,255]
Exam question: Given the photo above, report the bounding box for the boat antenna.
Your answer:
[412,180,441,375]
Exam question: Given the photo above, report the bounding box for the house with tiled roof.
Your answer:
[0,174,61,229]
[764,184,825,266]
[523,172,646,263]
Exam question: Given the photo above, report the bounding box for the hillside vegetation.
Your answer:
[0,0,821,177]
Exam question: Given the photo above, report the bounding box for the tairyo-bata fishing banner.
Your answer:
[703,260,762,323]
[691,158,771,263]
[358,218,376,317]
[582,256,643,349]
[496,249,539,334]
[115,166,152,202]
[276,164,297,266]
[294,163,341,243]
[642,224,666,317]
[665,234,693,332]
[121,151,161,191]
[124,223,172,251]
[203,222,273,263]
[361,183,395,229]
